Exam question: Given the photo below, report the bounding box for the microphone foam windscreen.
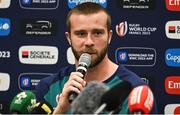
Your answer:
[71,81,109,114]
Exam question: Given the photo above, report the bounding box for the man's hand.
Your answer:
[53,72,86,114]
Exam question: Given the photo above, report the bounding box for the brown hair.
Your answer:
[66,2,111,32]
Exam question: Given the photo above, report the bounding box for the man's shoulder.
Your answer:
[116,65,146,87]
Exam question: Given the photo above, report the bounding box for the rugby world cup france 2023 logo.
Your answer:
[116,21,128,37]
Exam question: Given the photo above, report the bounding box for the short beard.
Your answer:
[71,44,108,68]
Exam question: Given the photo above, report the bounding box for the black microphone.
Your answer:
[94,80,132,114]
[30,101,53,114]
[70,81,109,114]
[68,53,91,103]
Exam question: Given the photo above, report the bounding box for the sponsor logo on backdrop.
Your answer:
[139,74,156,90]
[165,104,180,114]
[18,73,53,91]
[116,0,155,10]
[165,76,180,95]
[0,73,10,91]
[115,47,156,66]
[165,21,180,39]
[141,77,149,85]
[21,0,31,4]
[165,48,180,67]
[20,76,31,88]
[0,0,11,8]
[67,47,75,65]
[0,102,9,113]
[0,103,2,110]
[166,0,180,11]
[19,45,58,65]
[67,0,107,9]
[0,18,10,36]
[0,51,10,58]
[21,19,57,36]
[19,0,59,9]
[115,21,128,37]
[116,21,157,37]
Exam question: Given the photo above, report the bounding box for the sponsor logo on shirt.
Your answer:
[19,45,58,65]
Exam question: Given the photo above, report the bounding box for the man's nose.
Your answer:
[84,34,94,46]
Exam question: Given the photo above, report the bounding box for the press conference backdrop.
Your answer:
[0,0,179,114]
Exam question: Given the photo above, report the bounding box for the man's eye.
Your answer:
[77,32,86,37]
[94,31,103,36]
[79,33,84,35]
[96,32,102,35]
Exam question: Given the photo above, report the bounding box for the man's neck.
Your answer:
[84,56,118,82]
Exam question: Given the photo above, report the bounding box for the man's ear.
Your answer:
[65,32,71,45]
[108,30,113,44]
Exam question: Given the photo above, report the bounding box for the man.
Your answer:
[35,2,157,114]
